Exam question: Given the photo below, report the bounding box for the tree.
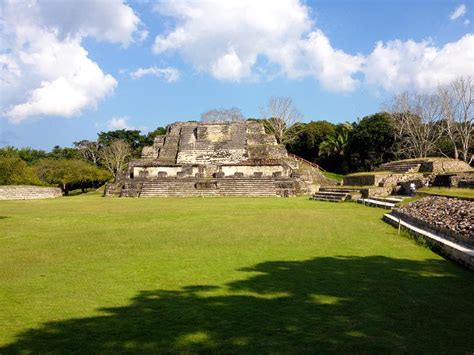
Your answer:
[439,76,473,163]
[318,123,353,157]
[49,146,82,160]
[200,107,244,122]
[34,159,111,195]
[286,121,336,161]
[16,147,48,164]
[98,129,146,156]
[261,97,302,144]
[74,140,101,165]
[388,92,443,158]
[345,113,397,172]
[99,140,132,180]
[0,155,42,185]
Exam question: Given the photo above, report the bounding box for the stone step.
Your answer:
[376,162,421,173]
[319,188,355,194]
[139,178,280,197]
[357,198,395,209]
[311,196,346,202]
[314,191,349,197]
[368,196,404,204]
[311,192,350,202]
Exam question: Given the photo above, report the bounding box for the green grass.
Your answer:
[418,187,474,199]
[321,171,343,181]
[1,195,473,353]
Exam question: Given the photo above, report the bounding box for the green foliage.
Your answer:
[49,146,83,160]
[286,121,336,161]
[345,112,397,172]
[98,129,146,156]
[0,155,42,185]
[16,147,49,164]
[34,159,112,194]
[318,123,353,157]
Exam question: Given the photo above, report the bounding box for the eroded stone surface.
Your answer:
[393,196,474,247]
[0,186,62,200]
[107,120,332,197]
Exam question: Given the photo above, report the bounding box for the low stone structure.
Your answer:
[392,196,473,247]
[107,120,332,197]
[376,158,472,174]
[433,171,474,188]
[0,185,62,200]
[342,158,472,197]
[385,195,474,269]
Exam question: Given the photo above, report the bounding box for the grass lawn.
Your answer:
[321,171,343,182]
[418,187,474,199]
[1,195,473,353]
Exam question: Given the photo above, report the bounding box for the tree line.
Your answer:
[0,127,166,194]
[1,76,472,191]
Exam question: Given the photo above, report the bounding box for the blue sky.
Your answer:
[1,0,473,150]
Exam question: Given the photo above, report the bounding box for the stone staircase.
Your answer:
[376,161,422,173]
[357,196,404,209]
[139,177,279,197]
[311,190,351,202]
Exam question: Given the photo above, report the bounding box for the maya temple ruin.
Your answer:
[106,120,333,197]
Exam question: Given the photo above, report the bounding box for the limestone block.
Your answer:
[0,185,62,200]
[141,146,158,159]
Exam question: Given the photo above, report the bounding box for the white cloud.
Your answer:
[151,0,474,94]
[152,0,363,91]
[450,4,467,20]
[137,30,149,43]
[464,19,471,25]
[364,34,474,93]
[107,116,132,130]
[130,66,180,82]
[0,0,141,123]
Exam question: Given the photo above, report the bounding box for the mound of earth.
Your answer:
[392,196,473,247]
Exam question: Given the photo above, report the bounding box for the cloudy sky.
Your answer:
[1,0,473,149]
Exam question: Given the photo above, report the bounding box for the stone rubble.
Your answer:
[393,196,474,247]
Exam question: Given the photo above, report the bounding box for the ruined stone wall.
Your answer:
[133,165,287,178]
[0,185,62,200]
[420,159,472,173]
[221,165,285,177]
[141,121,286,165]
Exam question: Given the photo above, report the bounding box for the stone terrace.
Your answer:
[392,196,473,247]
[107,120,328,197]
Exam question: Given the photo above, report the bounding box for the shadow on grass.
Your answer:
[2,256,473,353]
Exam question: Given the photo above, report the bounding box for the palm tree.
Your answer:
[318,123,353,157]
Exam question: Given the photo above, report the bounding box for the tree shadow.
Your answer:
[2,256,473,353]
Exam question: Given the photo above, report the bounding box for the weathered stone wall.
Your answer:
[343,173,428,191]
[133,165,287,178]
[343,174,382,186]
[221,165,285,177]
[141,121,286,165]
[0,185,62,200]
[420,159,472,173]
